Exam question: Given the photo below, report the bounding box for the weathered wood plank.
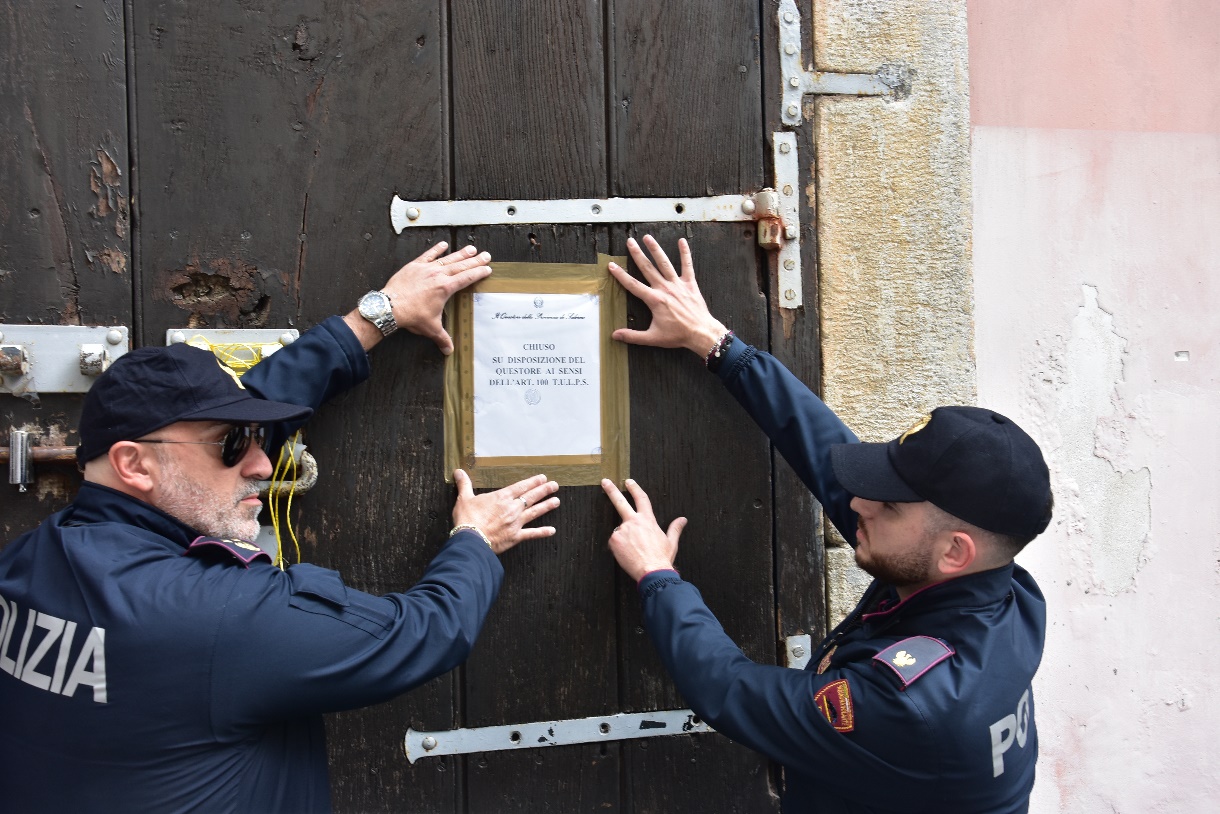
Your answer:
[0,0,132,542]
[457,226,623,813]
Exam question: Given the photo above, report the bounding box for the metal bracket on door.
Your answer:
[0,325,130,405]
[405,709,713,763]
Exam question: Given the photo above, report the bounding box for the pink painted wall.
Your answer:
[969,1,1220,810]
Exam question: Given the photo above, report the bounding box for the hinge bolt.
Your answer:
[787,104,799,118]
[106,329,123,345]
[784,43,797,56]
[783,11,795,24]
[279,332,296,346]
[784,260,796,271]
[741,199,756,215]
[406,207,421,221]
[169,331,187,344]
[778,142,791,155]
[792,645,806,658]
[785,289,796,301]
[783,185,793,196]
[788,76,800,88]
[422,736,438,751]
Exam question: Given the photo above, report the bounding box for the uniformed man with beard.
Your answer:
[600,236,1053,814]
[0,242,561,812]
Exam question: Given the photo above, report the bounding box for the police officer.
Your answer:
[0,242,561,812]
[600,236,1052,813]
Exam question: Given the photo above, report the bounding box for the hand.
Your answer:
[608,235,728,358]
[383,242,493,354]
[452,470,560,555]
[601,478,687,582]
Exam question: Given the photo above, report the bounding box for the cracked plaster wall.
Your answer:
[970,1,1220,809]
[810,0,974,621]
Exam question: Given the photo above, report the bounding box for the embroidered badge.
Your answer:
[899,413,932,444]
[892,650,917,668]
[816,644,838,675]
[873,636,955,689]
[814,679,855,733]
[185,535,271,568]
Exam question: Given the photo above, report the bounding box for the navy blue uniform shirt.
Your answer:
[0,317,503,812]
[637,339,1044,813]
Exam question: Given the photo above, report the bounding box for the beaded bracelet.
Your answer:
[449,523,494,550]
[704,330,735,369]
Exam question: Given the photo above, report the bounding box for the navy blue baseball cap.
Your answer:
[76,343,312,464]
[829,406,1052,538]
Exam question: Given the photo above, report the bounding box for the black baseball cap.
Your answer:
[76,343,312,464]
[829,406,1052,538]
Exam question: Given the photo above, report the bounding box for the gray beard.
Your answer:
[155,453,263,541]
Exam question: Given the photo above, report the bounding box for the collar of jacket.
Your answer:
[860,562,1017,624]
[60,481,202,550]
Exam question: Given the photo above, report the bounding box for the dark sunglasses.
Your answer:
[136,425,269,467]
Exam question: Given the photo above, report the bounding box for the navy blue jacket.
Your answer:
[638,339,1044,813]
[0,317,503,813]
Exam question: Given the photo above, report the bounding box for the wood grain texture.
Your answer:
[459,225,623,812]
[131,0,447,342]
[613,223,778,812]
[0,0,132,543]
[611,0,763,196]
[451,0,606,199]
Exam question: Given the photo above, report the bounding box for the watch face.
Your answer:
[359,291,389,318]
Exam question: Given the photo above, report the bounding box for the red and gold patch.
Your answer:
[816,644,837,675]
[814,678,855,733]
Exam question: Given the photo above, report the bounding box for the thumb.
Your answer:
[429,321,455,355]
[612,328,651,345]
[454,468,474,499]
[666,516,688,546]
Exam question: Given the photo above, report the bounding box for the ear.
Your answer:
[937,530,977,577]
[107,441,158,497]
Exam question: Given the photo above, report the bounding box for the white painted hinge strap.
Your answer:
[404,708,713,763]
[390,194,755,233]
[778,0,908,127]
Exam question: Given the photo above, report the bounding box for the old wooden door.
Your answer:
[2,0,826,811]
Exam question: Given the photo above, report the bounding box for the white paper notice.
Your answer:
[472,292,602,458]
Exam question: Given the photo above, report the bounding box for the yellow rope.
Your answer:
[191,337,304,569]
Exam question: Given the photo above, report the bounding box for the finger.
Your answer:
[445,250,492,275]
[432,325,455,355]
[438,245,478,266]
[454,468,474,499]
[521,479,559,506]
[418,241,450,263]
[677,238,697,283]
[666,516,688,545]
[505,473,548,500]
[515,525,557,541]
[600,478,636,520]
[522,495,561,523]
[608,262,654,300]
[447,264,494,293]
[626,237,665,286]
[643,234,679,281]
[622,478,654,519]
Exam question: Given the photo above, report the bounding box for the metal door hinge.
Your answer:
[405,709,713,763]
[786,634,813,670]
[0,325,130,405]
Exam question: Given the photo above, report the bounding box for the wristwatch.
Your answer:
[356,290,397,337]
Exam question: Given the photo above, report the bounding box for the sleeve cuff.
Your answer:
[637,569,683,597]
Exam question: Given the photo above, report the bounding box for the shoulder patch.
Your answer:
[872,636,955,689]
[814,678,855,733]
[185,535,272,568]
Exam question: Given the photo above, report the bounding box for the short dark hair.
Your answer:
[928,491,1054,563]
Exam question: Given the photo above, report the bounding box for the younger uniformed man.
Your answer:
[601,236,1052,813]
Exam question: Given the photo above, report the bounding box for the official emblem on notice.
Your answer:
[533,296,544,308]
[524,388,541,405]
[814,679,855,733]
